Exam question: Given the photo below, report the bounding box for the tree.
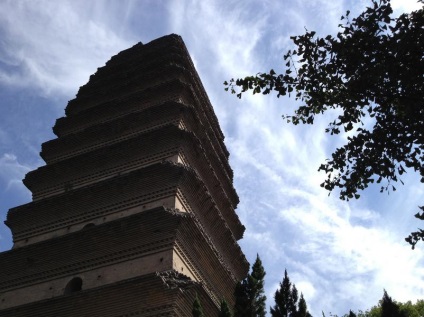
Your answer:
[347,310,357,317]
[271,269,294,317]
[219,299,233,317]
[225,0,424,247]
[340,290,424,317]
[192,293,204,317]
[270,269,311,317]
[298,294,312,317]
[234,279,250,317]
[381,290,401,317]
[398,301,420,317]
[234,254,267,317]
[411,300,424,316]
[249,254,267,317]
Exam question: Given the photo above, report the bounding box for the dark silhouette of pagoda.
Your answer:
[0,34,248,316]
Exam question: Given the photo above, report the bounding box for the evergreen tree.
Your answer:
[291,285,299,315]
[347,310,357,317]
[298,293,312,317]
[271,270,312,317]
[219,299,233,317]
[249,254,267,317]
[271,270,293,317]
[381,290,400,317]
[234,280,249,317]
[234,254,267,317]
[192,293,204,317]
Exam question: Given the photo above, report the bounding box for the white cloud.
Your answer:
[0,0,135,97]
[391,0,422,12]
[0,153,31,195]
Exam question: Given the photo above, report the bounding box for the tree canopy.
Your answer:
[192,294,204,317]
[234,254,267,317]
[337,290,424,317]
[225,0,424,247]
[219,299,233,317]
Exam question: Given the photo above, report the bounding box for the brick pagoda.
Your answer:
[0,34,248,316]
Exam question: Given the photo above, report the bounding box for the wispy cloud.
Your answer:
[391,0,422,12]
[0,0,135,97]
[0,153,31,193]
[0,153,32,249]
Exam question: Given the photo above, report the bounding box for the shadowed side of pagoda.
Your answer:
[0,34,248,316]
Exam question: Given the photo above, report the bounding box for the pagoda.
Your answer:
[0,34,248,316]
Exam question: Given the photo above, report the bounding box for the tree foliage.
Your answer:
[298,294,313,317]
[348,310,357,317]
[380,290,401,317]
[192,294,204,317]
[234,254,267,317]
[271,269,311,317]
[219,299,233,317]
[234,279,250,317]
[225,0,424,247]
[338,290,424,317]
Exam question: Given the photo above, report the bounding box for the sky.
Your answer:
[0,0,423,315]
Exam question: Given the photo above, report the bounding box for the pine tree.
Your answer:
[234,280,249,317]
[291,285,298,315]
[381,290,401,317]
[234,254,267,317]
[271,269,311,317]
[192,293,204,317]
[219,299,233,317]
[347,310,357,317]
[297,293,312,317]
[271,270,295,317]
[249,254,267,317]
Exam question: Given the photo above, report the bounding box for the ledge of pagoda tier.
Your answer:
[53,80,230,170]
[30,108,238,209]
[54,79,191,137]
[41,101,189,164]
[0,208,244,310]
[74,54,190,107]
[68,63,188,115]
[0,270,220,317]
[8,162,246,273]
[26,127,241,239]
[62,36,227,156]
[52,87,233,183]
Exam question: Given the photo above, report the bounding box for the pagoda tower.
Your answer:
[0,34,248,316]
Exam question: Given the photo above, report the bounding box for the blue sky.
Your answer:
[0,0,423,315]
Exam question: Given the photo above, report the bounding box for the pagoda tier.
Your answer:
[34,102,238,208]
[0,272,219,317]
[1,34,248,315]
[68,35,225,145]
[9,162,245,257]
[25,126,241,234]
[61,42,228,160]
[0,208,247,310]
[51,81,232,183]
